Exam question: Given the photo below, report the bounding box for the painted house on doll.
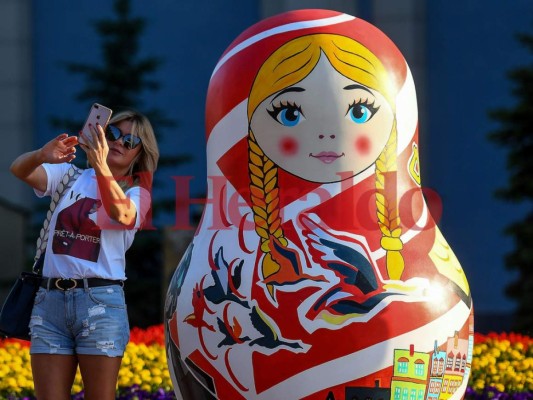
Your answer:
[426,341,447,400]
[345,384,390,400]
[440,332,470,399]
[391,345,430,400]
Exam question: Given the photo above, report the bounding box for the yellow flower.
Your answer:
[72,383,83,393]
[141,383,151,391]
[5,377,17,389]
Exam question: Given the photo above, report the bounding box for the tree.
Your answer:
[50,0,190,327]
[488,30,533,334]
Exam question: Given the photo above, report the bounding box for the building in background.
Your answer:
[1,0,531,331]
[0,0,32,300]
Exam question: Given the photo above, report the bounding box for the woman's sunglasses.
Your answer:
[105,125,142,150]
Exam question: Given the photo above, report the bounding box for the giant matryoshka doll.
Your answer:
[165,9,473,400]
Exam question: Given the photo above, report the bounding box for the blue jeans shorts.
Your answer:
[29,283,130,357]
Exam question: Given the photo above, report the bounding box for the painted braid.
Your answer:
[248,132,288,253]
[375,121,405,279]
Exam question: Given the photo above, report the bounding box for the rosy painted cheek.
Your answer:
[355,135,371,155]
[279,137,299,156]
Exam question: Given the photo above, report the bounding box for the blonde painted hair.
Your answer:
[247,34,405,281]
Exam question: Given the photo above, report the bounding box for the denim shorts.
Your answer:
[29,284,130,357]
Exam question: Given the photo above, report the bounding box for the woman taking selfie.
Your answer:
[10,108,159,400]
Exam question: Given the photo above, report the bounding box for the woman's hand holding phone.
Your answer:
[82,123,110,171]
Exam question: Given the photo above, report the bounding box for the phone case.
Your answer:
[79,103,113,146]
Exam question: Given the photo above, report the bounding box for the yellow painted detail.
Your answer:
[408,142,421,186]
[429,227,470,295]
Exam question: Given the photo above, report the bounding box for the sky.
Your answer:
[32,0,533,321]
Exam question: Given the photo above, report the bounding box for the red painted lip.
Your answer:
[309,151,345,164]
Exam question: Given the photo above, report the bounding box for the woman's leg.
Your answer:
[74,285,129,399]
[78,354,122,400]
[31,354,78,400]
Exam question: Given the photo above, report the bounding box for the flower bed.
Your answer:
[467,332,532,399]
[0,327,531,399]
[0,325,175,400]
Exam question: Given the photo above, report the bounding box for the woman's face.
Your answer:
[250,55,394,183]
[106,119,142,174]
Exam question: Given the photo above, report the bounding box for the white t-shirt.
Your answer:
[35,163,151,280]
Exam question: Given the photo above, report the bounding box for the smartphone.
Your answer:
[79,103,113,146]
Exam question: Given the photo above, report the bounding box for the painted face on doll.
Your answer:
[250,54,394,183]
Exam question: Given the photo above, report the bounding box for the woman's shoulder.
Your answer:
[42,162,78,180]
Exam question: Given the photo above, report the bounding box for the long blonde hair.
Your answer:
[247,34,405,281]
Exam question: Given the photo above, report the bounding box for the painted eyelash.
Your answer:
[346,98,380,116]
[267,101,305,118]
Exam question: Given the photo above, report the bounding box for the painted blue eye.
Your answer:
[279,108,302,126]
[346,101,379,124]
[268,102,305,127]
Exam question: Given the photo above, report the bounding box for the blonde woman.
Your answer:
[10,109,159,400]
